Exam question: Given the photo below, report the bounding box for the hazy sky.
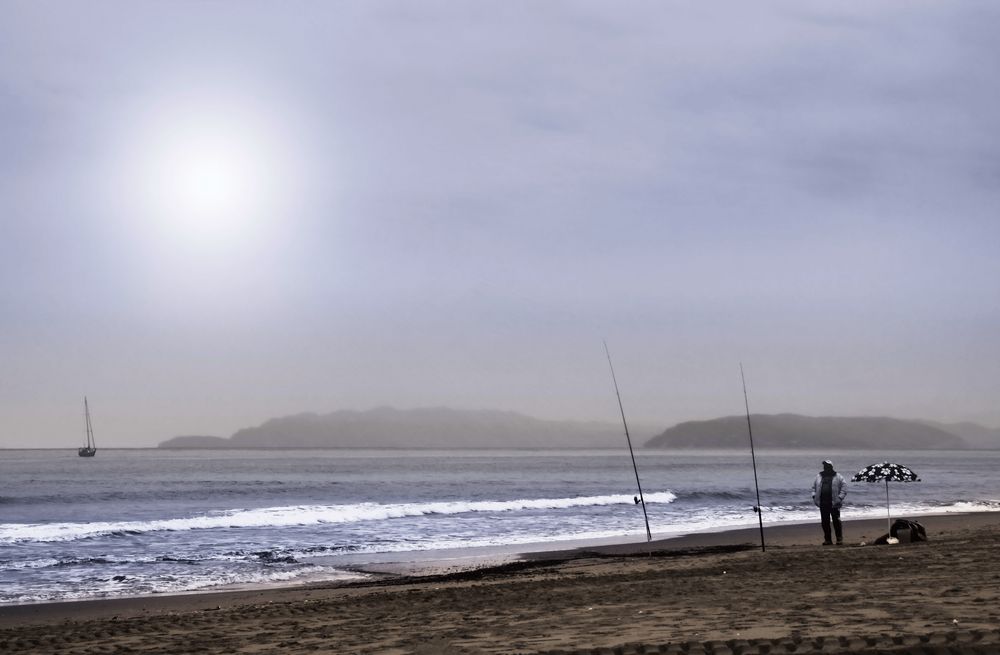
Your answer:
[2,1,999,448]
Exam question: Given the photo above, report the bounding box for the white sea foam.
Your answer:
[0,558,61,571]
[1,564,367,605]
[0,492,678,544]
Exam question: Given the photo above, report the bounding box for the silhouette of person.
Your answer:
[812,459,847,545]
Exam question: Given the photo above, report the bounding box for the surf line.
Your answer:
[740,362,766,553]
[603,341,652,542]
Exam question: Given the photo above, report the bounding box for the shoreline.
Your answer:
[2,511,995,626]
[2,511,998,653]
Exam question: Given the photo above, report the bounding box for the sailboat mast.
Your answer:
[85,396,94,449]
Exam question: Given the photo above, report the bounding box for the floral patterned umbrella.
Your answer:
[852,462,921,535]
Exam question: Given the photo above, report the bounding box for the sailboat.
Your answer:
[78,397,97,457]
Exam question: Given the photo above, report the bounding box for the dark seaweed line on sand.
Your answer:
[335,544,757,588]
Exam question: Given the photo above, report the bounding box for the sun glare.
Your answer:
[149,126,262,235]
[113,92,298,251]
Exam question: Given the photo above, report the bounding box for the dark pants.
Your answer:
[820,504,842,543]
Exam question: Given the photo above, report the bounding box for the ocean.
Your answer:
[2,448,999,605]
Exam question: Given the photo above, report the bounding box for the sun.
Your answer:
[142,115,278,246]
[113,93,295,250]
[162,135,250,219]
[146,123,265,239]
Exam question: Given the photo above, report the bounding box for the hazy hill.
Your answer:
[158,435,230,448]
[159,407,645,449]
[159,409,997,450]
[645,414,967,450]
[920,421,1000,450]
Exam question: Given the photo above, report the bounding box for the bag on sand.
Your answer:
[874,519,927,545]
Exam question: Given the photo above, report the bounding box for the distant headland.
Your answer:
[645,414,998,450]
[157,407,1000,450]
[158,407,650,449]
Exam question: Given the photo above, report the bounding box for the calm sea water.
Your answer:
[2,448,999,605]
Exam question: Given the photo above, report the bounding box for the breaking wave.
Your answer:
[0,492,677,544]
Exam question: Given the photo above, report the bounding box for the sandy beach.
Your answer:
[2,513,998,654]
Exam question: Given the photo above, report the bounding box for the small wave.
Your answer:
[0,558,61,571]
[675,488,808,503]
[935,500,1000,511]
[252,551,298,564]
[54,557,112,567]
[676,490,749,502]
[2,482,311,507]
[0,550,299,572]
[0,555,147,572]
[0,564,367,606]
[0,491,677,544]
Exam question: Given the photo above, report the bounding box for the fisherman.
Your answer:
[812,459,847,545]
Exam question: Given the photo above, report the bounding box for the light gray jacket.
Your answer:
[812,472,847,508]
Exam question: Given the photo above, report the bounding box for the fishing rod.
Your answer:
[604,340,652,542]
[740,362,766,552]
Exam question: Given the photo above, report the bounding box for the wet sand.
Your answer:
[2,513,999,654]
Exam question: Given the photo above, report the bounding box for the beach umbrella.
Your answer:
[851,462,920,535]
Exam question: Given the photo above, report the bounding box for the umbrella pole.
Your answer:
[885,478,891,535]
